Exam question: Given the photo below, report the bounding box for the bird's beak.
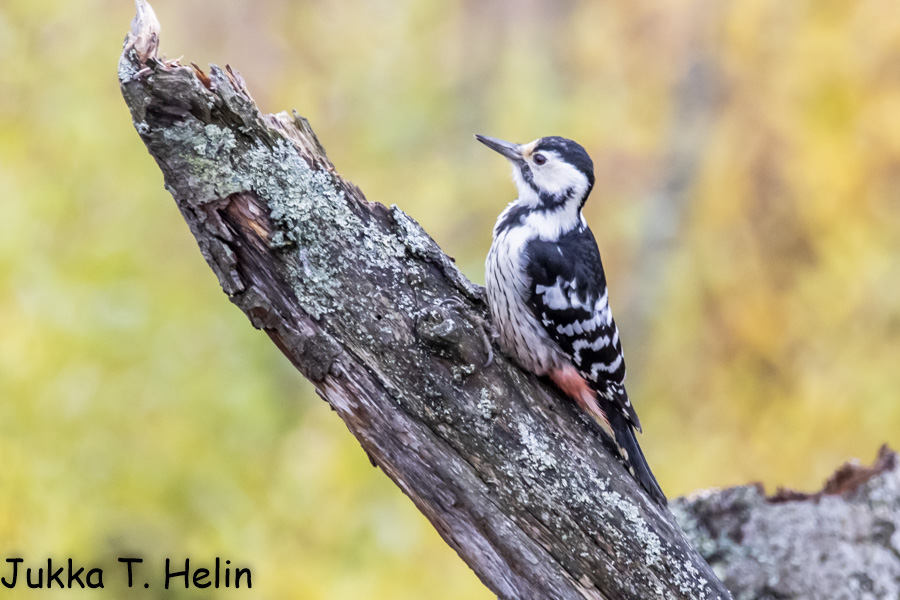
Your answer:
[475,134,523,162]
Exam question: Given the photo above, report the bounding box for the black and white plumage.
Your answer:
[477,134,666,506]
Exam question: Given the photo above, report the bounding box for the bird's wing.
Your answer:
[523,227,642,431]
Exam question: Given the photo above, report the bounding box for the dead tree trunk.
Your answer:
[118,3,732,598]
[674,446,900,600]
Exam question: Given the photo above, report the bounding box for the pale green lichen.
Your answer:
[154,116,356,319]
[117,48,140,82]
[391,205,436,257]
[478,388,497,420]
[160,122,244,205]
[517,421,557,473]
[451,363,476,383]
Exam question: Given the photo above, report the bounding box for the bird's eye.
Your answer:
[533,153,547,166]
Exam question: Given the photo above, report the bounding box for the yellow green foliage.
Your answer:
[1,0,898,597]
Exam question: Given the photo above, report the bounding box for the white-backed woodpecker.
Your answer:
[476,133,666,506]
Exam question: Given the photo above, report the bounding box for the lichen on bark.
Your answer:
[674,446,900,600]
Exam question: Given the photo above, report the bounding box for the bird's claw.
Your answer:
[472,312,497,369]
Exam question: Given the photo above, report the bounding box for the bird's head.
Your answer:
[476,134,595,211]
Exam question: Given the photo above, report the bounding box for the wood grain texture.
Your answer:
[119,3,731,598]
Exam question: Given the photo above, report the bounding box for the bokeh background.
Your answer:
[2,0,899,598]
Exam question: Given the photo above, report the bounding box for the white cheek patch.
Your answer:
[509,149,589,209]
[531,155,588,200]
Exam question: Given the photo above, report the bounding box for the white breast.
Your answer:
[485,209,568,376]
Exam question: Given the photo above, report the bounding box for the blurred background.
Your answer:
[2,0,899,597]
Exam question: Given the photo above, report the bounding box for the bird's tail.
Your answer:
[608,410,667,506]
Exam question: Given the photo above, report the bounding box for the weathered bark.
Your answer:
[118,3,733,599]
[674,446,900,600]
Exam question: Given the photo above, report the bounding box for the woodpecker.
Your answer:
[477,134,666,506]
